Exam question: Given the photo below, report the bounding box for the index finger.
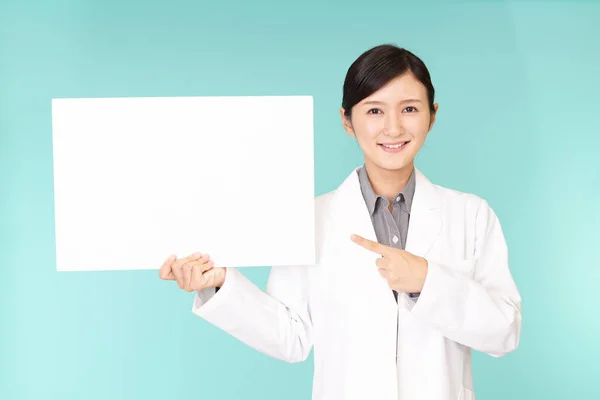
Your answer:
[351,234,392,256]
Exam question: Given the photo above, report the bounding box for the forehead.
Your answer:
[361,73,428,104]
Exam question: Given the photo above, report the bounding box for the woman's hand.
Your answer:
[351,234,428,293]
[159,252,226,292]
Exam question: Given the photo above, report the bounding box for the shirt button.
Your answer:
[392,235,399,244]
[396,196,401,202]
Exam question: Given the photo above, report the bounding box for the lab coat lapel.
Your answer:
[331,167,397,306]
[329,167,399,400]
[405,168,442,258]
[336,167,378,243]
[333,166,442,259]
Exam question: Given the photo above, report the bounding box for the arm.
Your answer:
[409,199,522,357]
[192,265,314,363]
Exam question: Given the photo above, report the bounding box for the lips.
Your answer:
[378,141,410,152]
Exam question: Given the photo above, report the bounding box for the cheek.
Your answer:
[353,117,383,140]
[406,117,431,140]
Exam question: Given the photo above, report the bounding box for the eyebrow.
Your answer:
[362,99,423,105]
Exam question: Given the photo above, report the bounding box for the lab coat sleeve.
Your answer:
[191,265,313,363]
[409,198,522,357]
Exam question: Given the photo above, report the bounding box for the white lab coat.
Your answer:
[192,166,522,400]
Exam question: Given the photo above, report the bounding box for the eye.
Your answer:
[403,106,418,113]
[367,108,382,115]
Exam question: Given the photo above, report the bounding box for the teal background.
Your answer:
[1,0,599,399]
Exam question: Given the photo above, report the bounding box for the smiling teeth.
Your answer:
[383,143,405,149]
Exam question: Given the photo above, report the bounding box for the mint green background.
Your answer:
[1,0,599,399]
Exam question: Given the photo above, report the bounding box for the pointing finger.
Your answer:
[351,234,392,256]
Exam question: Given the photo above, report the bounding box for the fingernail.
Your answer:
[208,260,214,267]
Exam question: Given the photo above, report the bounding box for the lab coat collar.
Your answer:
[333,165,443,259]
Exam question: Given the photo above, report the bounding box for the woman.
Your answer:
[159,44,522,400]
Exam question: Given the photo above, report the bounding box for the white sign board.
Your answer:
[51,96,315,271]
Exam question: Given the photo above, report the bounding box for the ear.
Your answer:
[340,107,355,137]
[429,103,439,130]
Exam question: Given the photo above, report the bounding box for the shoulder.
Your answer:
[313,191,337,226]
[432,182,487,210]
[315,190,336,209]
[430,181,500,230]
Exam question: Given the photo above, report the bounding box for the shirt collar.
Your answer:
[358,164,416,217]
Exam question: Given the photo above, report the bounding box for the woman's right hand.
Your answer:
[159,252,226,292]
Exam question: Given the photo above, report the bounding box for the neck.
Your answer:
[364,160,414,202]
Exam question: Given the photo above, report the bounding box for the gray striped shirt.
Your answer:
[357,165,419,301]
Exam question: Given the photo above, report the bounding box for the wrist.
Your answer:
[216,267,227,288]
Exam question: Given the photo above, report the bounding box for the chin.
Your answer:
[371,156,414,172]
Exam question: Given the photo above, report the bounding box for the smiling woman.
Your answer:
[160,44,522,400]
[340,45,439,200]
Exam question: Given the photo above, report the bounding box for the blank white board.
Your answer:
[51,96,315,271]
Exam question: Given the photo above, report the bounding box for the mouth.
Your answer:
[378,141,410,153]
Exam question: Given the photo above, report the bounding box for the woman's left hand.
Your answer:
[351,234,429,293]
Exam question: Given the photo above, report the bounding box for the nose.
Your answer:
[383,111,404,137]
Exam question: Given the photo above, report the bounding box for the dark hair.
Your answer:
[342,44,436,117]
